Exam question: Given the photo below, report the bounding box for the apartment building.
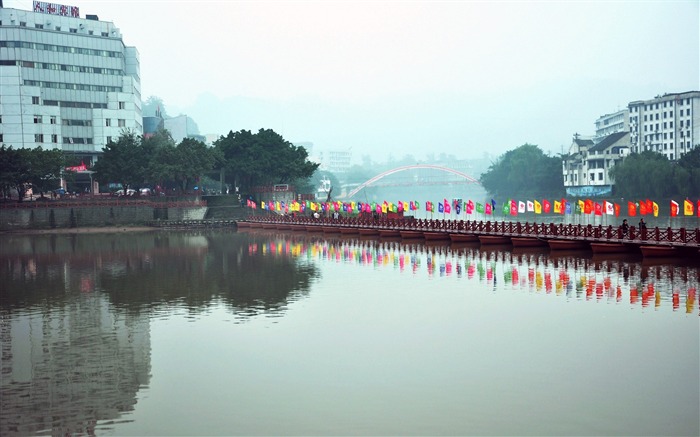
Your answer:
[628,91,699,160]
[0,3,142,169]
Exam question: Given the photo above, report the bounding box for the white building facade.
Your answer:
[0,3,142,166]
[628,91,699,160]
[594,109,628,142]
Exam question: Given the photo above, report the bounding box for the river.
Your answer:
[1,229,698,436]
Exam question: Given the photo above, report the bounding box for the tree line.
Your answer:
[479,143,700,200]
[1,128,319,201]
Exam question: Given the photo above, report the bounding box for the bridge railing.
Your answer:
[243,216,700,247]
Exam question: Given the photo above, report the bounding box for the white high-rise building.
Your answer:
[628,91,700,160]
[0,3,142,167]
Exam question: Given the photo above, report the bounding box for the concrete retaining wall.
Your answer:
[0,206,207,231]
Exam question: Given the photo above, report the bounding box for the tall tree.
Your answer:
[92,132,143,192]
[480,144,564,199]
[214,128,319,192]
[27,147,66,197]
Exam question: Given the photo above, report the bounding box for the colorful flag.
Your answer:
[604,201,614,215]
[553,200,561,214]
[543,199,551,214]
[646,199,653,213]
[584,199,593,214]
[444,201,451,214]
[684,199,694,216]
[485,202,493,215]
[594,202,602,216]
[575,201,582,214]
[502,201,510,215]
[476,202,484,214]
[698,200,700,217]
[627,201,636,216]
[565,203,572,215]
[534,200,542,214]
[614,203,620,217]
[455,202,461,215]
[467,200,474,214]
[438,202,444,213]
[527,200,534,212]
[639,201,647,215]
[518,201,526,214]
[653,201,659,217]
[510,200,518,216]
[670,200,679,217]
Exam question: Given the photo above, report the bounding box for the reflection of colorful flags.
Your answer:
[534,200,542,214]
[627,201,636,216]
[684,199,694,216]
[670,200,679,217]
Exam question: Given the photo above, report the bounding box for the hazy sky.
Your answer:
[8,0,700,162]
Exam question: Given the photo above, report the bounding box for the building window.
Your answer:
[106,119,111,127]
[101,32,109,37]
[107,136,112,144]
[32,96,40,104]
[55,26,61,31]
[35,134,44,142]
[35,24,44,29]
[50,116,56,124]
[52,134,58,143]
[118,119,125,127]
[119,101,125,109]
[20,22,27,27]
[34,115,42,123]
[0,134,3,143]
[70,28,77,33]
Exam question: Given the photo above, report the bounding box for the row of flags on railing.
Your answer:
[246,198,700,217]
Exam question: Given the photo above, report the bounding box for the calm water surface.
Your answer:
[1,229,698,436]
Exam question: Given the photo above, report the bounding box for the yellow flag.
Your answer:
[653,201,659,217]
[534,200,542,214]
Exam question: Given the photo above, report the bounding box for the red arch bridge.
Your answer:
[345,165,481,198]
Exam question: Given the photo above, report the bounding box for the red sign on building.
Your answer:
[33,1,80,18]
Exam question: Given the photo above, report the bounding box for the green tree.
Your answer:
[609,151,678,197]
[480,144,563,199]
[214,128,319,192]
[0,146,65,201]
[92,132,144,193]
[172,138,219,193]
[27,147,66,197]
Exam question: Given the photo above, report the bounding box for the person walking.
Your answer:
[621,219,629,238]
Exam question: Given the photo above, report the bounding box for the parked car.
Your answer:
[114,189,136,197]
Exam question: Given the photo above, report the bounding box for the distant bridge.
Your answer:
[346,165,481,198]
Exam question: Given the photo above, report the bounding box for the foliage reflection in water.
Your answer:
[0,229,698,436]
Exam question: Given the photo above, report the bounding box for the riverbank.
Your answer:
[0,225,157,236]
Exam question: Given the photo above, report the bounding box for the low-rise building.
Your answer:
[563,132,629,197]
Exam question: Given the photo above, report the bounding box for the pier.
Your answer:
[238,216,700,259]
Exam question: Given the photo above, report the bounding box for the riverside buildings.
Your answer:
[563,91,699,197]
[0,2,142,191]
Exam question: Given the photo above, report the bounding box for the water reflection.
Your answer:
[242,229,699,315]
[0,229,697,435]
[0,230,319,435]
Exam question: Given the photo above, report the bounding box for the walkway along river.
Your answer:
[238,215,700,259]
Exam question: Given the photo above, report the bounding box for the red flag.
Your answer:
[670,200,679,217]
[627,201,636,217]
[639,201,647,215]
[698,200,700,217]
[584,199,593,214]
[510,200,518,216]
[646,199,653,213]
[594,202,603,216]
[614,203,620,217]
[543,199,551,214]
